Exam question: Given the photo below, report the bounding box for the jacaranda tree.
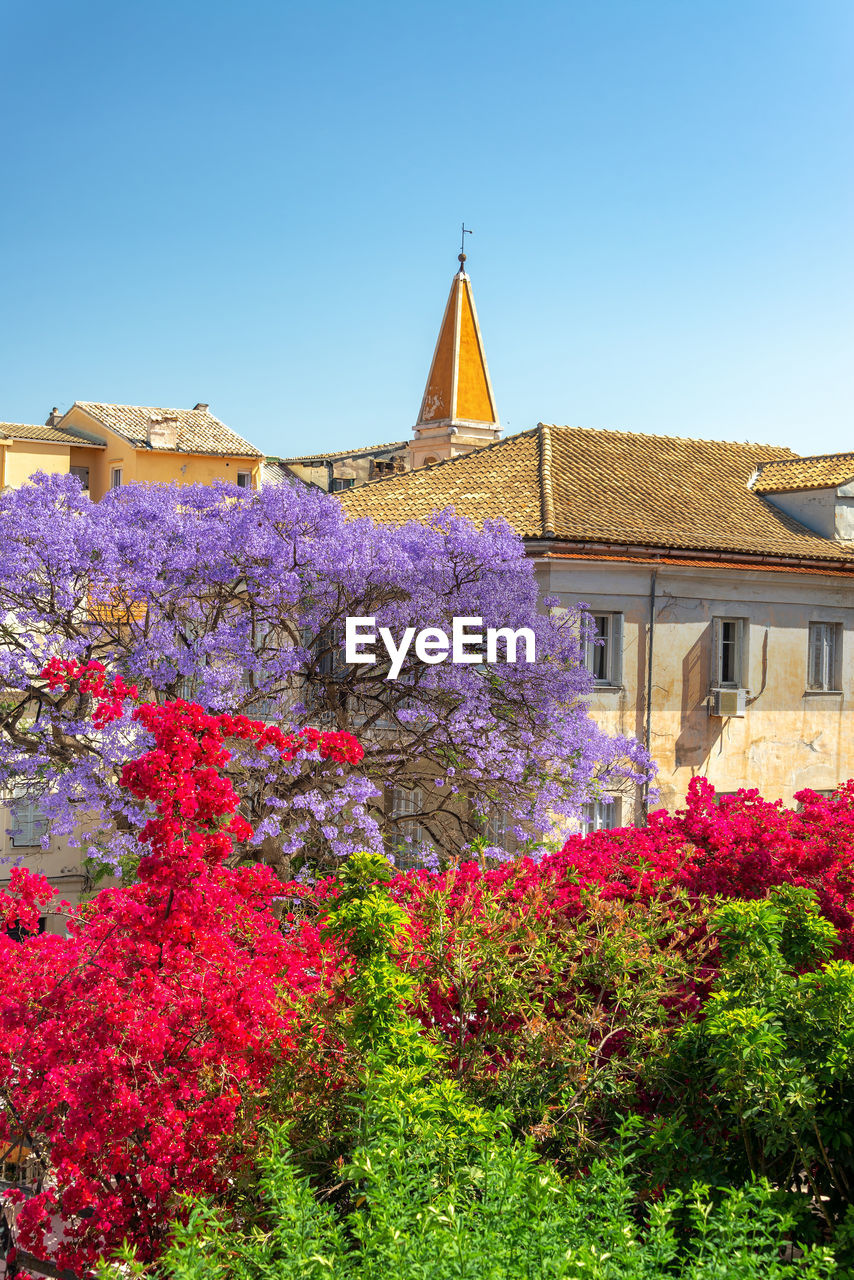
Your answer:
[0,474,649,873]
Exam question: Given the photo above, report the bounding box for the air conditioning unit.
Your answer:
[709,688,747,718]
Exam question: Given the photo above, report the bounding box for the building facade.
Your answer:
[341,423,854,821]
[1,401,263,499]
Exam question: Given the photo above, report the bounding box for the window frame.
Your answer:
[110,467,123,490]
[581,796,622,834]
[712,616,748,689]
[7,793,50,849]
[69,464,90,492]
[583,611,623,687]
[807,621,842,693]
[388,785,428,869]
[236,470,253,490]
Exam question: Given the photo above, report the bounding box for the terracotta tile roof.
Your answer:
[340,423,854,564]
[752,453,854,494]
[273,441,407,464]
[0,422,104,445]
[72,403,262,457]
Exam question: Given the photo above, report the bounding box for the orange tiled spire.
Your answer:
[410,250,501,469]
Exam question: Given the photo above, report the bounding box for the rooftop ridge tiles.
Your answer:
[272,440,407,464]
[538,422,797,454]
[341,424,538,493]
[539,423,555,537]
[756,449,854,468]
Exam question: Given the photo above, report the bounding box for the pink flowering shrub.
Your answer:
[0,669,362,1275]
[557,777,854,953]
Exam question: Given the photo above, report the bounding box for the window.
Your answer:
[389,786,428,870]
[69,465,90,492]
[330,477,355,492]
[8,794,49,848]
[712,617,747,688]
[484,807,513,852]
[316,624,346,678]
[795,789,836,812]
[808,623,841,692]
[581,796,621,833]
[110,467,123,489]
[175,673,201,702]
[583,613,623,686]
[5,915,46,944]
[236,471,252,489]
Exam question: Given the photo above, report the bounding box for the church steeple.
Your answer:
[410,249,501,470]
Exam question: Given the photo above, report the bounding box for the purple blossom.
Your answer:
[0,474,652,873]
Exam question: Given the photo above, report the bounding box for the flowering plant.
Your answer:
[0,676,362,1274]
[0,475,650,872]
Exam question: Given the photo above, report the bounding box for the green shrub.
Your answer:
[677,886,854,1229]
[97,1124,836,1279]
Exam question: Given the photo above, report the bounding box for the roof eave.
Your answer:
[526,536,854,573]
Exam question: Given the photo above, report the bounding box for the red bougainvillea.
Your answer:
[557,777,854,954]
[0,673,362,1275]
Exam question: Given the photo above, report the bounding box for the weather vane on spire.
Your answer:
[459,222,472,270]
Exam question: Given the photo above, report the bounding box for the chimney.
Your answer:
[147,413,179,450]
[192,402,209,412]
[45,407,62,427]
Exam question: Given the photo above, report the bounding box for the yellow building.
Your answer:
[1,401,263,498]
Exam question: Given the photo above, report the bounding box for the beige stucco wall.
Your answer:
[539,557,854,819]
[4,441,70,486]
[285,452,408,492]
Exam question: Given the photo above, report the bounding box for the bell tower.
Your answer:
[410,245,501,469]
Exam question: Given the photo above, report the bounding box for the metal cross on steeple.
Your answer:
[458,222,472,270]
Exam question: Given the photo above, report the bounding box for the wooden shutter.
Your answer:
[711,618,723,687]
[808,623,824,690]
[609,613,624,686]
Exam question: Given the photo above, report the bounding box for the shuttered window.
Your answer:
[389,786,428,870]
[808,623,841,692]
[582,796,622,833]
[712,617,748,688]
[583,613,623,686]
[484,808,512,851]
[8,795,49,848]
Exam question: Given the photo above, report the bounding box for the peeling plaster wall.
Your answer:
[835,484,854,540]
[539,559,854,817]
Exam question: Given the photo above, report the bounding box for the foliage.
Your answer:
[558,777,854,955]
[5,691,854,1274]
[97,1132,838,1280]
[678,886,854,1229]
[0,474,649,873]
[382,862,707,1159]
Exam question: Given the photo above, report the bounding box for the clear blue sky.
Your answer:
[2,0,852,457]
